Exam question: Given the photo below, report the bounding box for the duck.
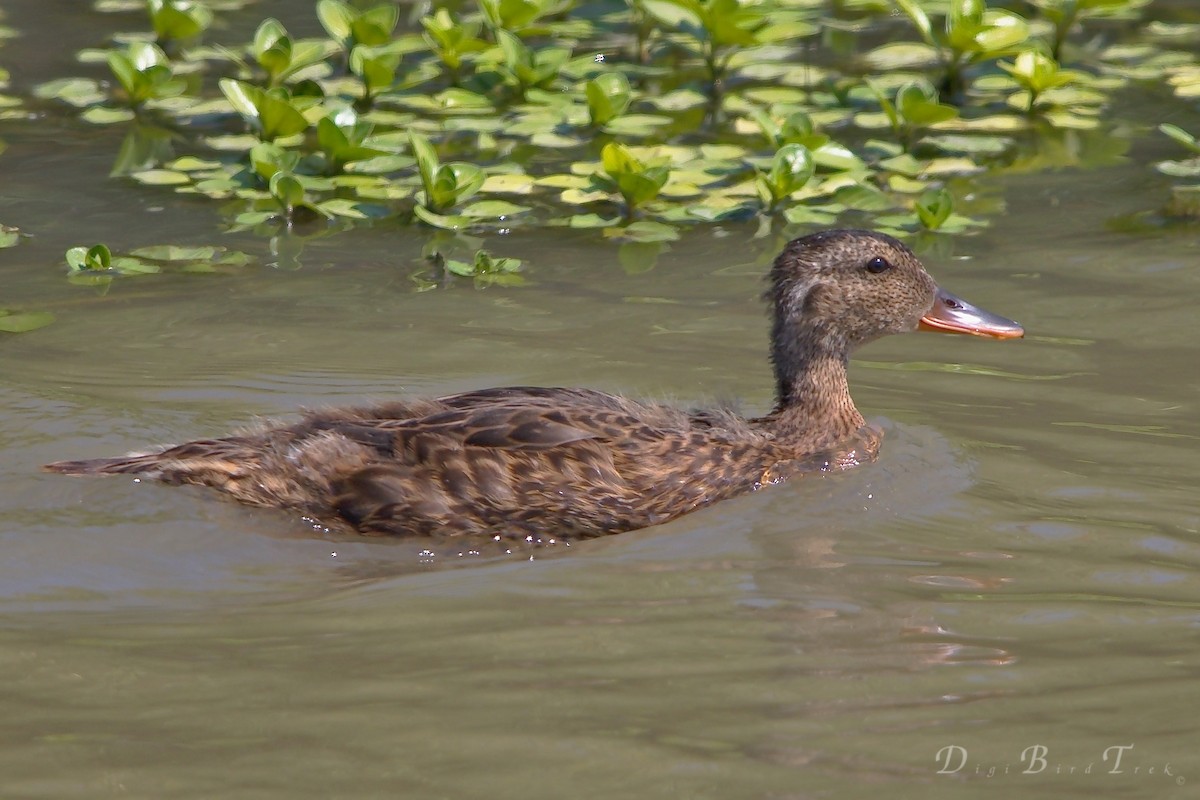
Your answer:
[45,229,1022,539]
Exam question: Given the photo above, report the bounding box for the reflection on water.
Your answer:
[2,34,1199,800]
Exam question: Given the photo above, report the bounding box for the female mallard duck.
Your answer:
[45,230,1022,539]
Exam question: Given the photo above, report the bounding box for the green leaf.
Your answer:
[0,310,55,333]
[813,142,866,172]
[567,213,620,228]
[1155,158,1200,178]
[782,205,839,226]
[896,81,958,126]
[479,0,554,31]
[128,40,170,71]
[254,18,289,57]
[249,141,299,181]
[832,183,895,212]
[351,44,402,94]
[915,187,954,230]
[619,172,667,206]
[106,51,139,97]
[460,200,531,218]
[613,220,680,242]
[1160,123,1200,154]
[600,143,671,211]
[948,0,985,34]
[409,130,439,193]
[33,78,105,107]
[219,80,309,141]
[218,78,259,118]
[442,256,475,276]
[421,8,487,71]
[216,250,255,266]
[270,172,307,208]
[480,173,535,194]
[232,210,277,227]
[105,42,181,107]
[82,106,136,124]
[586,72,632,126]
[354,4,399,45]
[601,141,639,176]
[254,19,293,80]
[767,144,814,197]
[110,257,162,275]
[345,154,415,174]
[438,163,485,209]
[147,0,212,42]
[413,204,470,229]
[316,116,350,154]
[317,0,355,43]
[973,12,1028,53]
[701,0,766,48]
[66,244,113,272]
[130,169,190,185]
[639,0,703,31]
[317,198,371,218]
[894,0,935,46]
[470,249,522,274]
[129,245,221,261]
[256,94,310,141]
[602,114,672,136]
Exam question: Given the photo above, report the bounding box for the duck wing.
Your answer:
[312,389,679,538]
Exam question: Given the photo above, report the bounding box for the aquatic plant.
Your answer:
[0,0,1186,278]
[317,0,398,57]
[491,29,571,100]
[756,144,814,214]
[410,131,486,219]
[871,79,959,152]
[146,0,212,50]
[1154,124,1200,220]
[410,246,526,290]
[999,49,1081,113]
[640,0,770,98]
[64,243,255,288]
[440,249,525,287]
[893,0,1029,102]
[242,18,334,88]
[106,42,187,110]
[599,142,671,220]
[315,112,387,174]
[422,9,489,85]
[219,79,311,142]
[1030,0,1151,62]
[0,222,20,249]
[0,309,55,333]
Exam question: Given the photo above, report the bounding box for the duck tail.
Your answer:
[43,453,164,475]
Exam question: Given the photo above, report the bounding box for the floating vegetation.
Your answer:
[0,222,21,249]
[64,242,256,287]
[1154,124,1200,222]
[0,8,23,120]
[2,0,1192,255]
[414,248,526,290]
[0,309,56,333]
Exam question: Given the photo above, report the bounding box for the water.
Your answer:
[3,9,1199,800]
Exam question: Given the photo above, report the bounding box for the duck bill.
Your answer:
[919,287,1024,339]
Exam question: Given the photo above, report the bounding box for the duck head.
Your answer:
[767,229,1022,423]
[769,229,1023,350]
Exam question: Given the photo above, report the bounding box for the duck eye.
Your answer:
[865,256,891,274]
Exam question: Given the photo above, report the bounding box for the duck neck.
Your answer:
[766,317,864,447]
